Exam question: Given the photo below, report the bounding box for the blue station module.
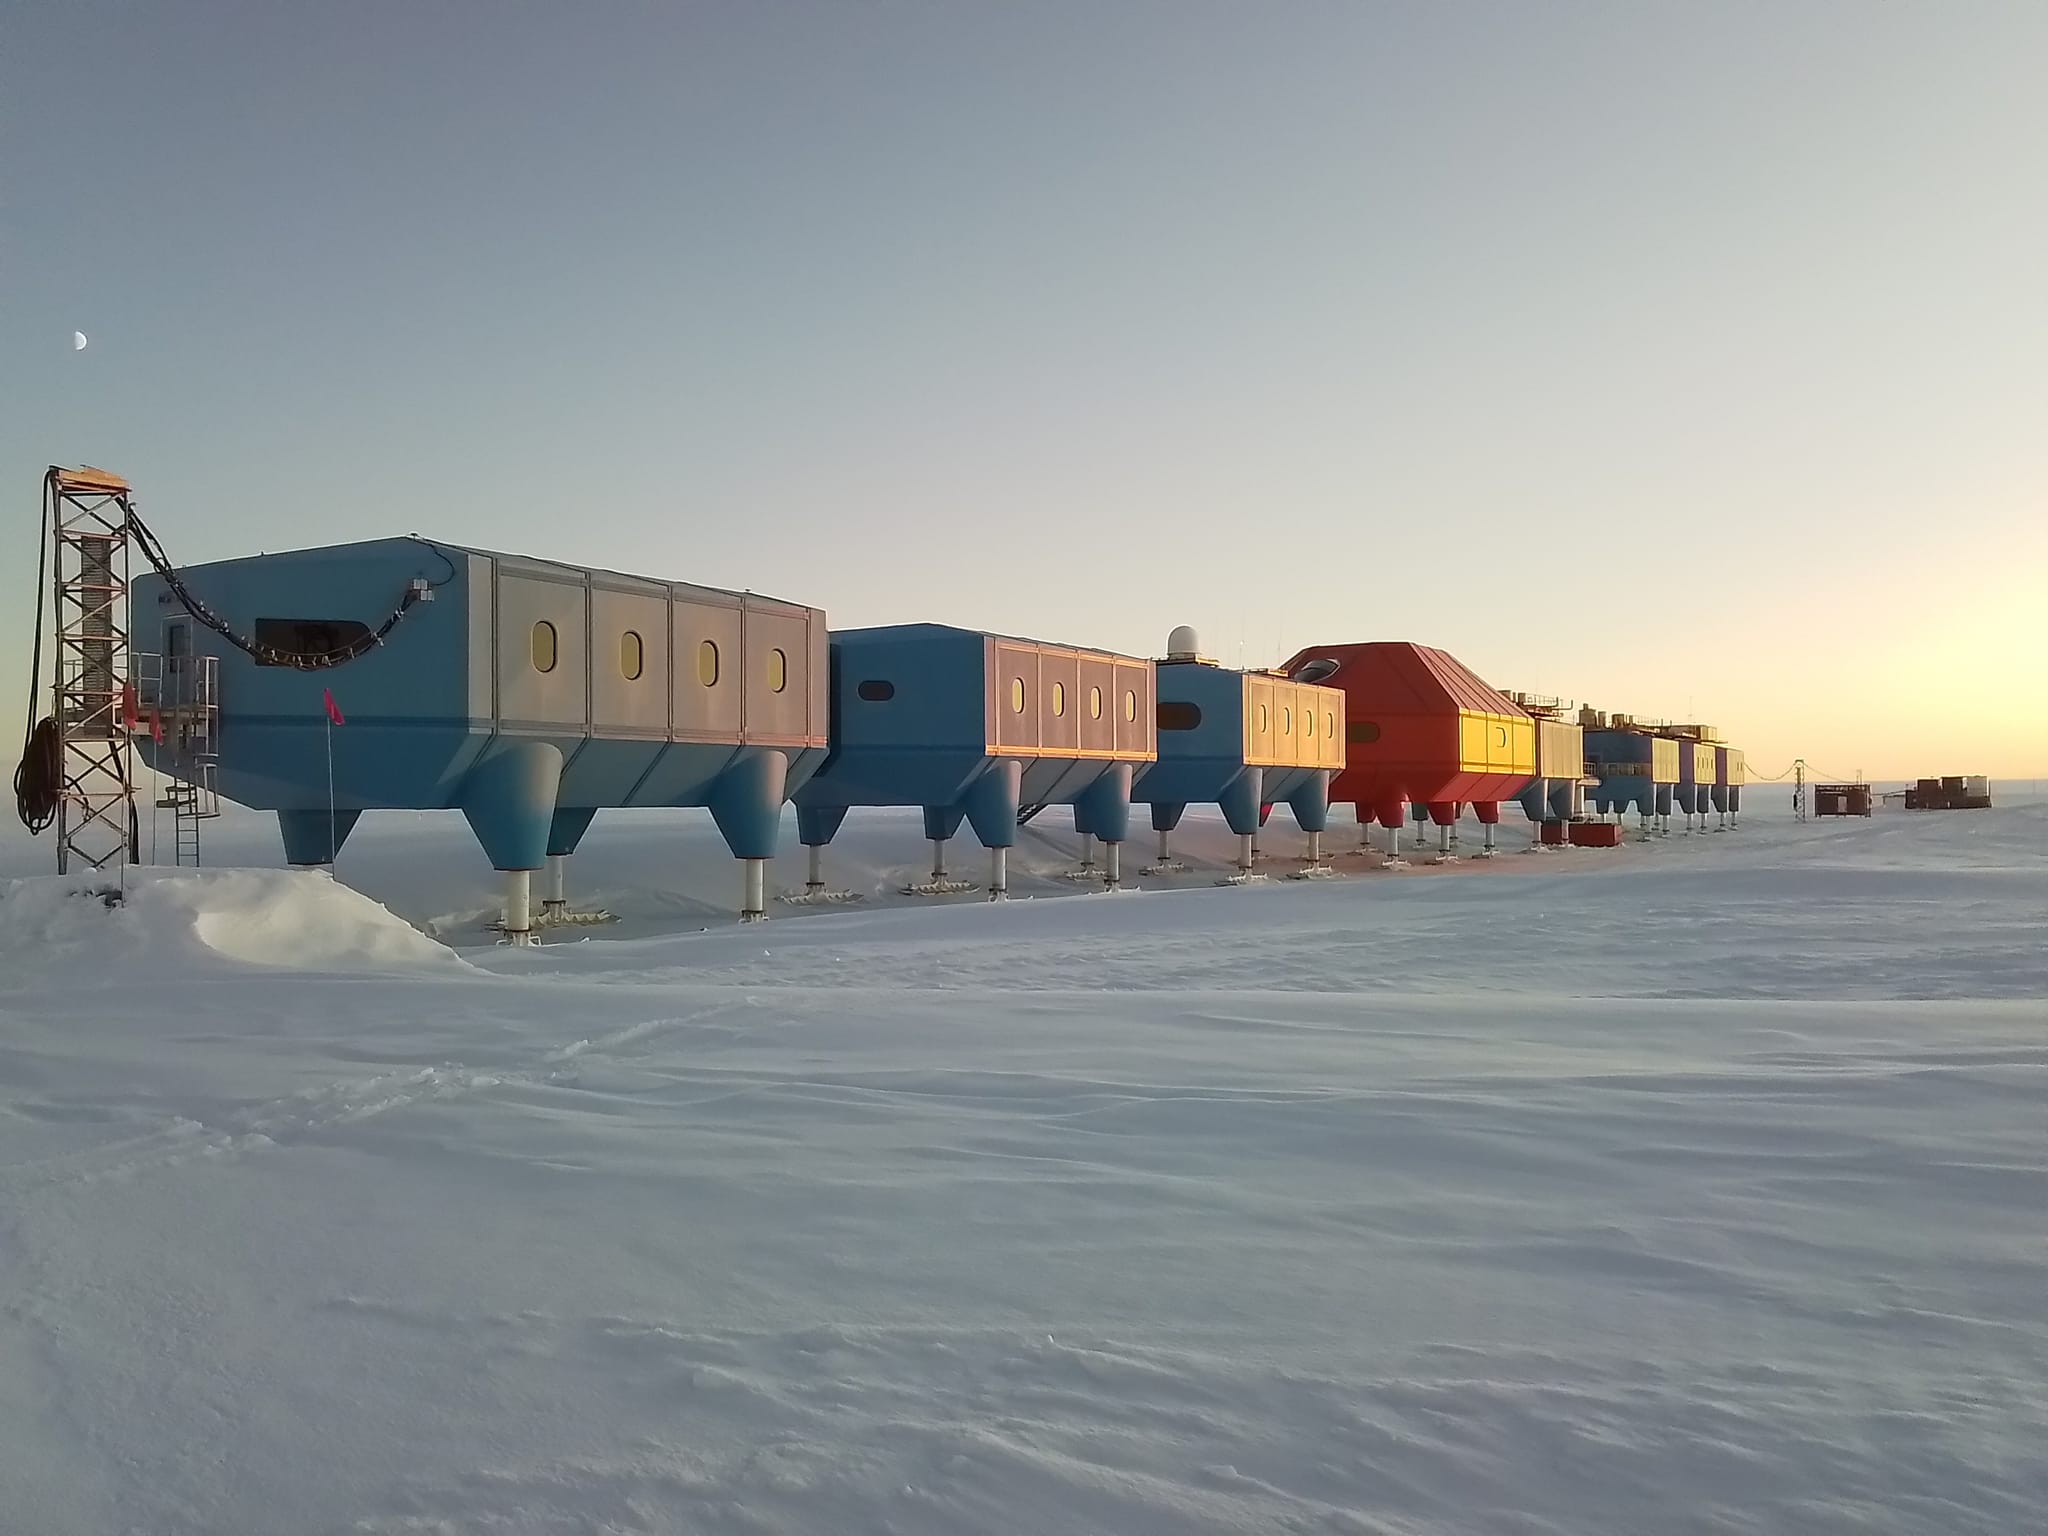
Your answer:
[1133,627,1345,876]
[1663,727,1720,833]
[1712,745,1746,828]
[1507,694,1586,834]
[1581,711,1682,832]
[131,536,829,937]
[792,623,1157,896]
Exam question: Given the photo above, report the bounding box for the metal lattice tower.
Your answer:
[46,465,139,874]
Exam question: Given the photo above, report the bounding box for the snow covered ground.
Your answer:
[1,794,2043,1534]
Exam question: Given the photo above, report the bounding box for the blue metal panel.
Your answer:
[1132,664,1332,837]
[133,538,482,812]
[1584,729,1658,816]
[795,625,990,807]
[1132,664,1245,805]
[793,623,1149,849]
[132,535,831,871]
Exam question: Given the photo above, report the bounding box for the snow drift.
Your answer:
[0,867,469,980]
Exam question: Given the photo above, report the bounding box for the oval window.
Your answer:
[1348,720,1381,744]
[1326,711,1335,738]
[1051,681,1065,717]
[768,648,788,693]
[698,639,719,687]
[1304,709,1315,738]
[1123,689,1136,722]
[1157,701,1202,731]
[1089,686,1102,720]
[1258,704,1268,733]
[857,679,895,702]
[1011,678,1025,714]
[1282,707,1292,734]
[621,630,644,681]
[531,620,557,674]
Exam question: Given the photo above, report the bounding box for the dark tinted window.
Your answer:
[856,679,895,702]
[253,617,372,666]
[1157,701,1202,731]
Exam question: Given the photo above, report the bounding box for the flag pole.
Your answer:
[322,687,339,864]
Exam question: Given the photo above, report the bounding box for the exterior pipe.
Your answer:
[741,858,766,922]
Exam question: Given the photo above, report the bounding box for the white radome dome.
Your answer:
[1167,625,1201,659]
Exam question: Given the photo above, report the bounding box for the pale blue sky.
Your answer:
[5,2,2044,776]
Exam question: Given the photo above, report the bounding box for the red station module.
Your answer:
[1279,642,1536,853]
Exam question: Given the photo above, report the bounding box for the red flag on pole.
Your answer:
[149,709,163,744]
[121,681,140,732]
[322,688,345,726]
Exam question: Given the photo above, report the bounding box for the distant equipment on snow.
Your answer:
[1813,784,1874,818]
[1900,776,1992,811]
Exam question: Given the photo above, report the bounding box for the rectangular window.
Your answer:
[252,617,373,667]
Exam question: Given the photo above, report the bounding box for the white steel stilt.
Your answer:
[1480,823,1496,857]
[806,844,825,892]
[501,869,535,945]
[542,854,568,920]
[1218,831,1265,884]
[989,845,1008,899]
[1078,832,1096,869]
[741,858,767,922]
[1103,840,1122,889]
[1158,827,1172,862]
[930,837,949,881]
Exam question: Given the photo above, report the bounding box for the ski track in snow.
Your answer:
[0,799,2043,1533]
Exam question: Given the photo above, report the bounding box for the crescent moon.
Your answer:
[73,332,87,351]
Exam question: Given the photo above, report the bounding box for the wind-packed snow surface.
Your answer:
[1,799,2043,1534]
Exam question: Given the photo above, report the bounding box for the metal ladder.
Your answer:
[156,772,216,865]
[135,651,223,866]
